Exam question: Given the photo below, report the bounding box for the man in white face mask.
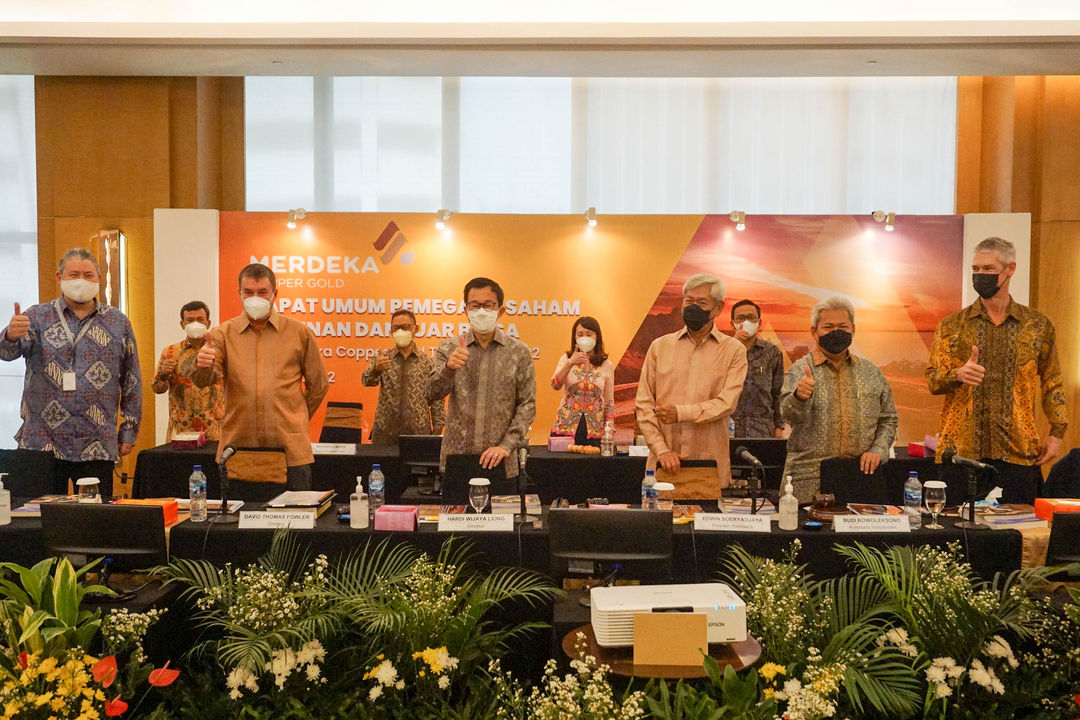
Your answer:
[729,299,786,439]
[151,301,224,441]
[0,247,142,495]
[429,277,536,476]
[193,263,329,490]
[362,309,445,444]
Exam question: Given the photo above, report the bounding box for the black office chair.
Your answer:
[1046,513,1080,580]
[1044,449,1080,498]
[0,449,56,497]
[226,447,289,502]
[320,401,364,444]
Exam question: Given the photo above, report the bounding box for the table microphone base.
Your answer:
[954,519,987,530]
[210,512,240,524]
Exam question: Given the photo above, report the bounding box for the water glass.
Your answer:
[924,481,947,529]
[467,478,490,514]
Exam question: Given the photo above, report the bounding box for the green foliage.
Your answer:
[0,557,112,659]
[646,661,777,720]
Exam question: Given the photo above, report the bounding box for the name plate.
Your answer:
[311,442,357,455]
[627,445,650,457]
[239,511,317,530]
[833,515,911,533]
[694,513,772,533]
[437,513,514,532]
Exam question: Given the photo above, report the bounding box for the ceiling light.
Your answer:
[435,209,452,230]
[871,210,895,231]
[584,207,597,227]
[286,208,307,229]
[728,211,746,231]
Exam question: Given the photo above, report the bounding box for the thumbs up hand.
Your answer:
[446,335,470,371]
[6,302,29,340]
[795,363,816,400]
[196,335,217,369]
[957,345,985,387]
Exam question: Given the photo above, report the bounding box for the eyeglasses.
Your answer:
[465,302,499,312]
[733,314,759,323]
[390,324,415,332]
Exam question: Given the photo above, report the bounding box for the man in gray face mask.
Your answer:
[780,295,897,502]
[0,247,142,495]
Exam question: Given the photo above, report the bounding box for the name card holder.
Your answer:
[438,513,514,532]
[833,515,911,533]
[693,513,772,533]
[311,443,357,455]
[239,511,317,530]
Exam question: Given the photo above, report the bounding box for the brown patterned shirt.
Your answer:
[152,338,224,441]
[926,298,1067,465]
[732,338,785,438]
[781,349,898,502]
[429,329,536,478]
[362,344,446,444]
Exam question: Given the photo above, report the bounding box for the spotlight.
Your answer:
[584,207,597,227]
[728,211,746,231]
[872,210,895,231]
[435,209,452,230]
[286,208,306,229]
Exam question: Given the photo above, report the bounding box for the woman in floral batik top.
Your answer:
[549,316,616,446]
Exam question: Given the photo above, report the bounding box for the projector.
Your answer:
[590,583,747,647]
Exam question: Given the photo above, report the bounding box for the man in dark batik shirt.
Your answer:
[729,299,785,438]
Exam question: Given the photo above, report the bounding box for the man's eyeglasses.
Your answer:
[465,302,499,312]
[733,314,760,323]
[390,324,415,332]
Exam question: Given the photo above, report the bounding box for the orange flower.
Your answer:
[104,695,128,716]
[148,661,180,687]
[93,656,118,688]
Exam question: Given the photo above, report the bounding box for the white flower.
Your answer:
[926,666,947,684]
[438,675,451,690]
[374,659,398,686]
[369,685,383,701]
[305,664,321,681]
[968,659,993,690]
[931,656,956,668]
[935,683,953,698]
[395,680,404,690]
[297,640,326,665]
[782,678,803,695]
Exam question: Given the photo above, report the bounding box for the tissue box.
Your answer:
[171,432,206,450]
[1034,498,1080,522]
[547,436,573,452]
[115,498,179,526]
[374,505,419,531]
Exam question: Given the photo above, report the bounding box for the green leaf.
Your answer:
[51,558,79,627]
[0,578,31,607]
[16,609,52,644]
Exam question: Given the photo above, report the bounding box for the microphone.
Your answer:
[219,444,237,465]
[940,448,993,472]
[735,446,764,467]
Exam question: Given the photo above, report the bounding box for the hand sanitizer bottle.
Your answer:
[778,475,798,531]
[0,473,10,526]
[350,476,369,529]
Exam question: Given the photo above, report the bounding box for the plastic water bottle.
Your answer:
[728,416,736,437]
[904,471,923,530]
[188,465,208,523]
[601,420,615,457]
[368,464,385,521]
[641,469,657,510]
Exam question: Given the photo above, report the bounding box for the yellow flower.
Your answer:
[35,691,54,706]
[376,654,385,660]
[763,687,775,700]
[51,696,66,711]
[418,670,425,677]
[759,662,786,683]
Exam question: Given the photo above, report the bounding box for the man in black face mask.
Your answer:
[636,273,748,499]
[780,296,898,502]
[926,237,1067,504]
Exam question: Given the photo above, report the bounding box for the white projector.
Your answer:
[590,583,747,647]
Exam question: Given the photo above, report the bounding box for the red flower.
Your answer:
[104,695,128,716]
[148,661,180,687]
[17,651,27,669]
[93,655,118,688]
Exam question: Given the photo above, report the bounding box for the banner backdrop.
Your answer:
[218,212,962,446]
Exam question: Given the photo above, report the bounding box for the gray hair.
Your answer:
[682,273,726,304]
[811,296,855,329]
[974,237,1016,265]
[58,248,101,275]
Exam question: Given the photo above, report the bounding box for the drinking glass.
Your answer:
[924,481,947,529]
[467,478,490,514]
[76,477,101,503]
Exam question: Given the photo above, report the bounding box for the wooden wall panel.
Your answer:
[1034,221,1080,454]
[1040,77,1080,223]
[955,76,983,214]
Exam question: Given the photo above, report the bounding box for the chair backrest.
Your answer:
[320,401,364,444]
[547,507,673,584]
[227,447,288,501]
[1046,513,1080,568]
[1044,448,1080,498]
[442,453,511,504]
[40,503,168,571]
[0,449,56,497]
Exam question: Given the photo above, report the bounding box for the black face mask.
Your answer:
[818,329,853,355]
[682,304,713,332]
[972,272,1002,299]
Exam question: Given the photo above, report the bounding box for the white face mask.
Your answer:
[740,320,760,337]
[60,279,99,304]
[575,336,596,353]
[243,296,272,321]
[184,322,208,340]
[467,308,498,335]
[392,329,413,348]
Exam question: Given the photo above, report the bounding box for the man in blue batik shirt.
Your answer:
[0,247,141,495]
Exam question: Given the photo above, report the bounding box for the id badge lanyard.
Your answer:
[53,299,95,392]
